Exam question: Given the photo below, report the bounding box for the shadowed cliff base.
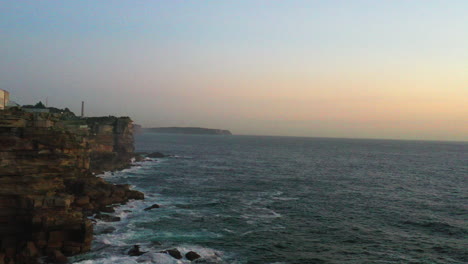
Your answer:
[0,108,144,264]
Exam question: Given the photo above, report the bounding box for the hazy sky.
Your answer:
[1,1,467,141]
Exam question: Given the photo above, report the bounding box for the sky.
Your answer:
[0,0,467,141]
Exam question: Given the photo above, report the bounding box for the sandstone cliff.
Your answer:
[0,109,143,264]
[86,116,135,174]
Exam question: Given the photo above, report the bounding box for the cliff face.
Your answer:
[85,116,135,174]
[0,109,143,264]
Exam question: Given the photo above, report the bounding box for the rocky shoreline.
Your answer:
[0,108,144,264]
[83,159,207,264]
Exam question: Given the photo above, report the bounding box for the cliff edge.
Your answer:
[0,108,143,264]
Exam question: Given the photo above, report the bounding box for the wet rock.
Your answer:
[162,248,182,259]
[99,206,115,213]
[144,204,160,211]
[147,152,166,158]
[134,154,146,162]
[94,213,120,222]
[50,250,68,264]
[96,226,116,235]
[186,251,201,261]
[127,190,145,200]
[128,245,147,256]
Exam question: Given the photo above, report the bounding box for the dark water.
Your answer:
[73,134,467,264]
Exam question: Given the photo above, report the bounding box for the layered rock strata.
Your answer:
[0,109,143,264]
[86,116,135,174]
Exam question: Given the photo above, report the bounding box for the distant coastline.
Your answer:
[143,127,232,135]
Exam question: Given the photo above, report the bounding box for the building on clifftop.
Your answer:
[0,89,10,110]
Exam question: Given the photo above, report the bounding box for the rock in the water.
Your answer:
[127,190,145,200]
[128,245,147,256]
[100,206,115,213]
[94,213,120,222]
[134,154,146,162]
[151,241,162,246]
[97,226,116,235]
[185,251,201,261]
[162,248,182,259]
[144,204,160,211]
[147,152,166,158]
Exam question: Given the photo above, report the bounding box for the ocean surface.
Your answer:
[71,134,467,264]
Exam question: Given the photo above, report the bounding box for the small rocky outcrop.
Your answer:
[128,245,146,256]
[86,116,136,174]
[66,180,144,215]
[134,154,145,162]
[94,213,121,222]
[99,206,115,213]
[147,152,167,158]
[162,248,183,259]
[96,226,116,235]
[144,204,160,211]
[186,251,201,261]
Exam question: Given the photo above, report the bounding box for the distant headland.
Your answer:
[143,127,232,135]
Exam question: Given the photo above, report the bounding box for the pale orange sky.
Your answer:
[1,1,467,141]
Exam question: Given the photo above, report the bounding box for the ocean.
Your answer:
[71,134,467,264]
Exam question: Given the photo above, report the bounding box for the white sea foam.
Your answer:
[172,155,192,159]
[272,197,299,201]
[96,165,143,180]
[73,244,226,264]
[97,171,114,179]
[73,256,139,264]
[73,157,232,264]
[135,247,225,264]
[223,228,235,234]
[240,230,254,236]
[136,253,179,264]
[240,207,282,223]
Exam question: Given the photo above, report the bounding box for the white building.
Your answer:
[0,89,10,110]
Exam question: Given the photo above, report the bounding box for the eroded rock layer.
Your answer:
[0,109,143,264]
[86,116,135,174]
